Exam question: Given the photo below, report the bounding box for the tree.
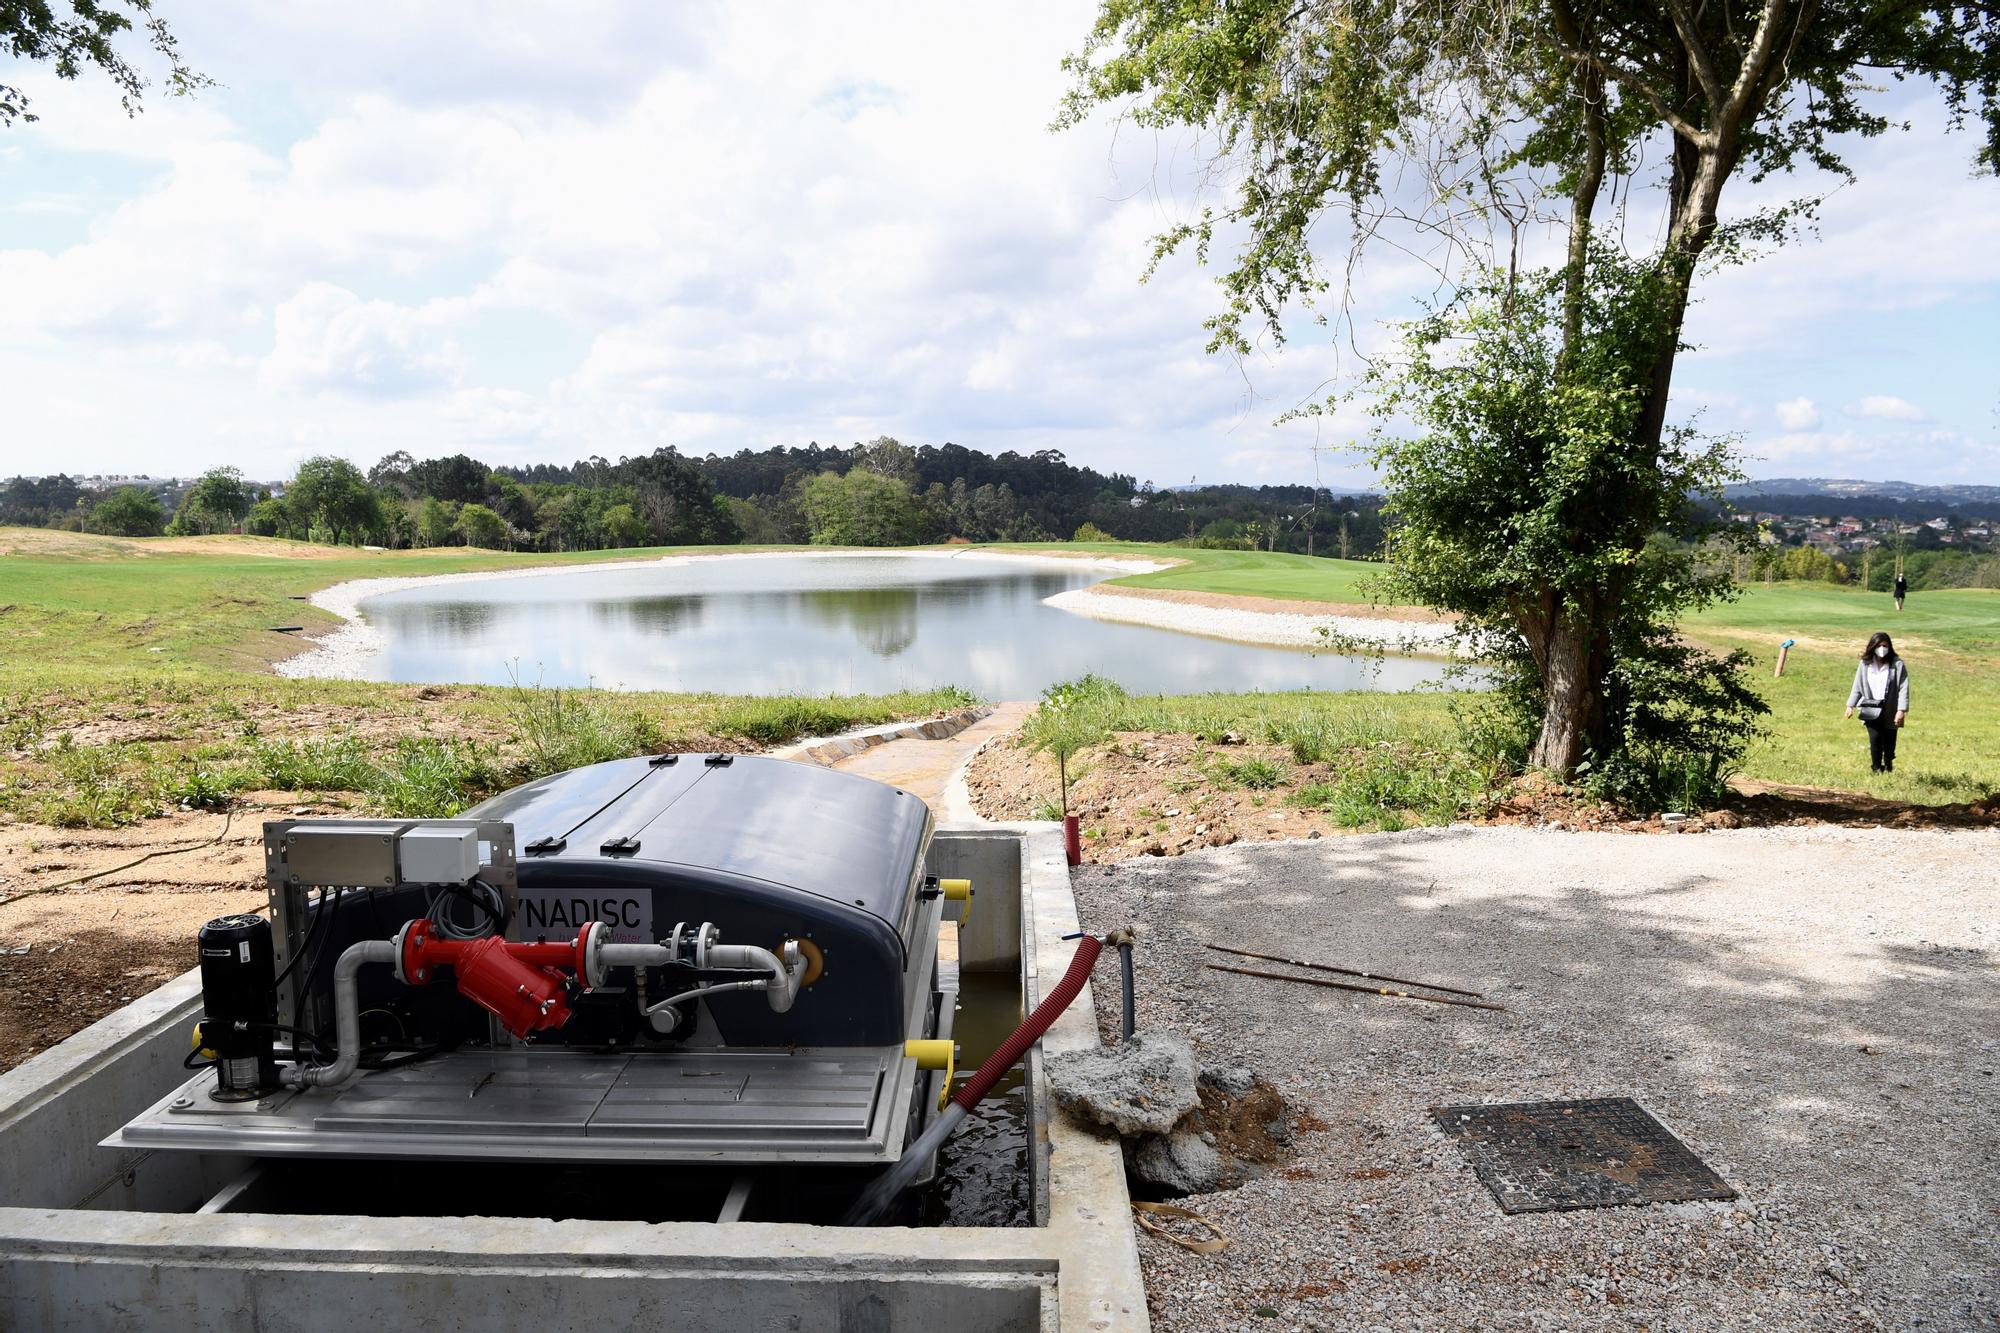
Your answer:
[1062,1,1998,772]
[286,456,380,546]
[244,495,293,538]
[453,503,509,550]
[801,469,925,547]
[166,465,250,535]
[1019,675,1124,819]
[368,451,417,493]
[84,485,163,536]
[598,503,650,549]
[2,0,210,128]
[416,497,457,548]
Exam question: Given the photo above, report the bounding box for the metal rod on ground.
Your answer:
[1205,963,1508,1012]
[1202,942,1486,999]
[1119,942,1135,1041]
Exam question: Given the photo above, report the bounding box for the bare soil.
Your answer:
[967,732,2000,865]
[0,801,315,1069]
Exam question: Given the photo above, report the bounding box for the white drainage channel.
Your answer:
[0,824,1145,1333]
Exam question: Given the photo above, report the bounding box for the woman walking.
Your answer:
[1844,632,1911,774]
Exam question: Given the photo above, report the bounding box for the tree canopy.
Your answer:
[2,0,210,128]
[1062,0,1998,778]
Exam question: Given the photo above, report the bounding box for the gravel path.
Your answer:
[1071,825,1998,1332]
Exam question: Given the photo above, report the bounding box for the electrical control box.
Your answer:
[396,826,481,886]
[283,826,399,889]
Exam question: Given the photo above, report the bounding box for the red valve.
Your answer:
[398,920,593,1038]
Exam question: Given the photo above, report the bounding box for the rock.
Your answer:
[1132,1126,1226,1194]
[1708,809,1744,829]
[1048,1033,1201,1137]
[1200,1063,1257,1096]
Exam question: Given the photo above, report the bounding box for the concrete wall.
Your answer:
[0,826,1146,1333]
[925,829,1024,975]
[0,971,244,1214]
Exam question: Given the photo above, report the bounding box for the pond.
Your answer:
[350,553,1452,697]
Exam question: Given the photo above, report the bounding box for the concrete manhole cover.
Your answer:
[1431,1096,1737,1214]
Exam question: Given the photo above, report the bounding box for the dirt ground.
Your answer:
[968,731,2000,864]
[0,794,352,1070]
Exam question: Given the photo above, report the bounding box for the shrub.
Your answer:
[504,681,663,777]
[251,736,376,791]
[369,738,498,819]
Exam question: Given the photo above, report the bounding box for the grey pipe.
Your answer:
[281,939,396,1091]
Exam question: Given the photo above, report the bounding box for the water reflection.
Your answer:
[357,555,1455,697]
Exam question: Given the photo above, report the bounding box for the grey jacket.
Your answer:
[1846,657,1911,718]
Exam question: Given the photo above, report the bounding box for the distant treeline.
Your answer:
[1718,491,2000,523]
[0,440,1385,559]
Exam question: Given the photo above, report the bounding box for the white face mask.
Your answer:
[1875,646,1889,659]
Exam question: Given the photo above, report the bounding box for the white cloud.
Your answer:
[0,6,1994,488]
[1774,397,1820,431]
[260,284,465,396]
[1853,395,1926,422]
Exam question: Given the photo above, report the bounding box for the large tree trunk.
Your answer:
[1530,609,1597,771]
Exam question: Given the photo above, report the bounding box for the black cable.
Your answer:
[183,1047,217,1070]
[271,884,334,995]
[290,886,347,1034]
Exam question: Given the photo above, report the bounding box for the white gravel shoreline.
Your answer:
[1043,587,1462,654]
[273,547,1171,681]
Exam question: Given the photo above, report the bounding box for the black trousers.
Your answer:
[1864,713,1899,771]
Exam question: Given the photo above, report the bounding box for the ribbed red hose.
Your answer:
[952,934,1102,1110]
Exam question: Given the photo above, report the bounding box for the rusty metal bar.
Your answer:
[1204,963,1508,1012]
[1202,943,1486,999]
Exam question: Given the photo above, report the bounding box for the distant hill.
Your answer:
[1729,478,2000,508]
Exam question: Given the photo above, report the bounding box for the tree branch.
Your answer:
[1725,0,1795,123]
[1665,0,1728,109]
[1549,0,1713,145]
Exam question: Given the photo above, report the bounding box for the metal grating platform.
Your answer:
[1431,1097,1737,1214]
[109,1047,913,1165]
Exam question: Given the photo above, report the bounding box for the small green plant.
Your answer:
[1213,757,1283,789]
[1018,675,1125,820]
[158,762,236,810]
[369,738,498,819]
[252,735,376,791]
[504,678,664,773]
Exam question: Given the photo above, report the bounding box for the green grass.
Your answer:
[977,540,1391,605]
[0,531,812,677]
[1684,583,2000,803]
[2,529,1993,812]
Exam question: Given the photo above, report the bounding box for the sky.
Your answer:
[1,3,1995,491]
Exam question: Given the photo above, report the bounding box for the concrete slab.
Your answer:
[831,702,1032,813]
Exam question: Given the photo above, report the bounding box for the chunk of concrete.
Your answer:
[1131,1128,1225,1195]
[1199,1063,1256,1097]
[1047,1034,1200,1137]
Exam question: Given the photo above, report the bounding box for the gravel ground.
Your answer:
[1070,824,1998,1332]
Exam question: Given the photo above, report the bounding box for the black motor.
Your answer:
[197,914,278,1100]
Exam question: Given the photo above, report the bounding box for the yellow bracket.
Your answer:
[939,877,973,927]
[905,1038,957,1111]
[191,1023,217,1061]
